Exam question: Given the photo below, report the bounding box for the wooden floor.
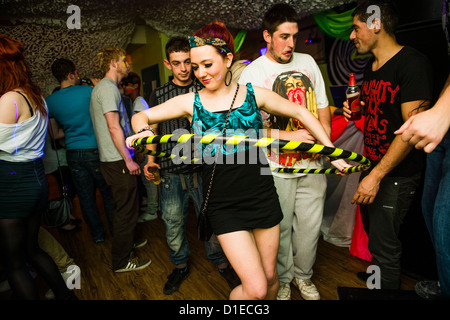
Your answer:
[0,175,421,301]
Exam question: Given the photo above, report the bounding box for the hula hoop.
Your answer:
[131,134,371,175]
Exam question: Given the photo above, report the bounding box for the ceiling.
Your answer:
[1,0,353,36]
[0,0,354,94]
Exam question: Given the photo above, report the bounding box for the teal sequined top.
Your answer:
[191,83,263,156]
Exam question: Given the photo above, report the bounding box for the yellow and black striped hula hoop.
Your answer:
[131,134,371,175]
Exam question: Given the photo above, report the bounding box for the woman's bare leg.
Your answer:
[217,224,280,300]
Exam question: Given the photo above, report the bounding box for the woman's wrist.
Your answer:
[137,125,155,135]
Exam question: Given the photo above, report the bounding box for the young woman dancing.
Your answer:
[126,22,349,300]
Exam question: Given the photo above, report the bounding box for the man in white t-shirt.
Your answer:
[239,3,330,300]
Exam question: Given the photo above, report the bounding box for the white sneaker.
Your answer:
[114,256,152,273]
[277,282,291,300]
[293,278,320,300]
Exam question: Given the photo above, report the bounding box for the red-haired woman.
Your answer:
[0,35,75,300]
[127,22,350,299]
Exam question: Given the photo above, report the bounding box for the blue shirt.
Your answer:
[46,85,98,150]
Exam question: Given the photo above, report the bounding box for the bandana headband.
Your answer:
[188,36,231,53]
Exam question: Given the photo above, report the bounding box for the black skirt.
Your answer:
[201,149,283,235]
[0,159,48,219]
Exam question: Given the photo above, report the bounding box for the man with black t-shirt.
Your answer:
[145,37,239,295]
[344,0,433,290]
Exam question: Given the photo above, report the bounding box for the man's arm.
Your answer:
[48,118,65,140]
[395,74,450,153]
[352,99,430,205]
[264,106,331,159]
[142,123,160,181]
[139,89,161,180]
[104,111,141,175]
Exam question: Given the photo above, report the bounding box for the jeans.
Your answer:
[360,172,421,290]
[66,149,112,242]
[422,130,450,297]
[160,172,227,266]
[138,157,158,215]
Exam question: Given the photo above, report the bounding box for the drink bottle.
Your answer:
[148,168,161,185]
[346,73,362,121]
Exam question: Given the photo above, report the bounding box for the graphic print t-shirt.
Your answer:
[361,46,433,177]
[239,53,329,178]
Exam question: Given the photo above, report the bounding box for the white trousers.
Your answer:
[273,174,327,283]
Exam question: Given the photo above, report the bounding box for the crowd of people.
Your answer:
[0,0,448,300]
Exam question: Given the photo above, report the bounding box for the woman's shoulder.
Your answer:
[0,90,32,123]
[250,84,274,97]
[0,90,26,108]
[1,89,22,100]
[174,90,196,102]
[161,90,196,115]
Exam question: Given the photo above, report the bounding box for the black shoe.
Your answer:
[70,218,82,225]
[357,271,370,283]
[94,237,105,244]
[59,224,81,233]
[219,265,241,290]
[163,266,190,295]
[415,281,443,300]
[133,238,147,248]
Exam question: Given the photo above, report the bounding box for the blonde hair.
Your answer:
[97,47,126,74]
[230,60,250,84]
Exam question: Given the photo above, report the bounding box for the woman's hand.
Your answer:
[125,130,154,149]
[330,158,352,176]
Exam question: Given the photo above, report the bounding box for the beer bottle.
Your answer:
[346,73,362,121]
[148,167,161,185]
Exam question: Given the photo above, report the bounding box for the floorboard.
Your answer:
[0,175,421,302]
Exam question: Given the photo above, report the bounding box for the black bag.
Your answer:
[44,189,72,228]
[196,84,239,241]
[44,122,72,228]
[197,206,213,241]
